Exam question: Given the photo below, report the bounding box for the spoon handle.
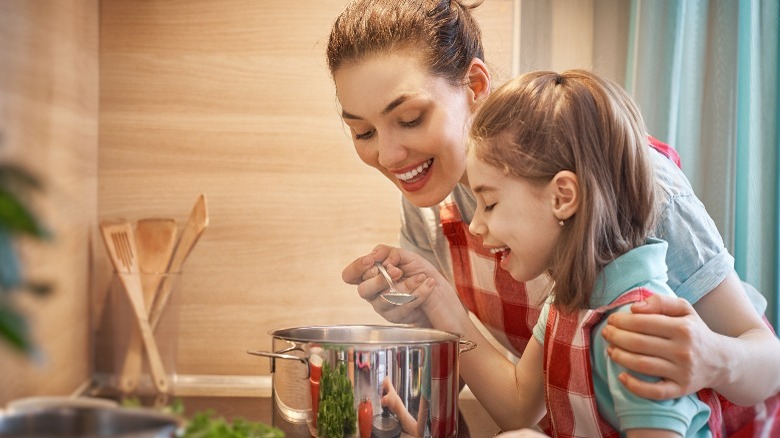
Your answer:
[374,263,417,306]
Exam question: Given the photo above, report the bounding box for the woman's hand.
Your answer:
[342,244,451,327]
[601,294,712,400]
[603,273,780,405]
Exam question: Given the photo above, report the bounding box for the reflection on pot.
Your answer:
[248,325,474,438]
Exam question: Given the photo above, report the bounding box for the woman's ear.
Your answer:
[551,170,578,221]
[466,58,491,107]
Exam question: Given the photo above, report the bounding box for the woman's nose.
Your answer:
[376,133,407,169]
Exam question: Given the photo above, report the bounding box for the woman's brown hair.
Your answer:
[326,0,484,85]
[470,70,656,313]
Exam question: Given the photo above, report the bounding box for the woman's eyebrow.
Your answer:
[341,93,419,120]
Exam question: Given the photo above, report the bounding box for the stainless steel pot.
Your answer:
[248,325,475,438]
[0,405,180,437]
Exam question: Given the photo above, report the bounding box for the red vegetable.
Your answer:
[358,397,373,438]
[310,352,323,427]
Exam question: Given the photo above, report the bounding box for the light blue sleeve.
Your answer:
[591,304,714,437]
[650,150,734,304]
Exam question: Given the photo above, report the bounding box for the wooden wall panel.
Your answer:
[98,0,514,379]
[0,0,99,404]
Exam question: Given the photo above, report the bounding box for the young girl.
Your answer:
[397,69,777,436]
[329,0,780,420]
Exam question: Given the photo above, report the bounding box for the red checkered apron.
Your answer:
[541,288,724,437]
[716,316,780,437]
[428,341,459,437]
[440,198,543,357]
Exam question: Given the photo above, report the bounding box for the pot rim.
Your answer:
[267,324,462,345]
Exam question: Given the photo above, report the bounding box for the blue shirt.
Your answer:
[534,239,713,437]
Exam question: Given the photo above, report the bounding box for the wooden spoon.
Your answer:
[99,219,170,394]
[118,218,178,393]
[149,193,209,330]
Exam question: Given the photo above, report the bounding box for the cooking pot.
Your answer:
[248,325,475,438]
[0,404,180,437]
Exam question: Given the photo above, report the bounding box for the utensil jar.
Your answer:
[248,325,475,438]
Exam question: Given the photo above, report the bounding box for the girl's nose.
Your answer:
[468,214,486,236]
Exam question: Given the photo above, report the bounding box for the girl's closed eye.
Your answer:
[483,202,496,212]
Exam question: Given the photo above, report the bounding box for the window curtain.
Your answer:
[624,0,780,327]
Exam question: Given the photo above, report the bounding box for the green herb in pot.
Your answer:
[317,360,356,437]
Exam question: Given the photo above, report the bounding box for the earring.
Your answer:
[558,219,565,227]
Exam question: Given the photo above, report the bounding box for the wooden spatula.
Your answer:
[149,194,209,330]
[99,219,170,394]
[118,218,178,393]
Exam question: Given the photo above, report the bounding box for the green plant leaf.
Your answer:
[0,188,49,238]
[0,299,34,353]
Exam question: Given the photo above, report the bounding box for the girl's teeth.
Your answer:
[396,159,432,181]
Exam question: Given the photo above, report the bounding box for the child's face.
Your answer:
[333,51,475,208]
[466,153,562,282]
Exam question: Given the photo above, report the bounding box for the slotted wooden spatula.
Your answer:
[149,194,209,330]
[100,219,170,394]
[118,218,178,393]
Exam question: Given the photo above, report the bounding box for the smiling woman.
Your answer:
[332,50,480,208]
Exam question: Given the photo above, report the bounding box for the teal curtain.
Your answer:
[625,0,780,327]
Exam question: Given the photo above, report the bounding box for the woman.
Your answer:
[327,0,780,416]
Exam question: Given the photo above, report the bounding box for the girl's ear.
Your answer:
[551,170,579,221]
[466,58,491,107]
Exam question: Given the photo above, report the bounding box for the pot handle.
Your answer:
[458,339,477,354]
[247,349,311,379]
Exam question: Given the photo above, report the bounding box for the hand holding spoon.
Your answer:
[375,262,417,306]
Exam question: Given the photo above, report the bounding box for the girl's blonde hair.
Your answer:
[470,70,657,312]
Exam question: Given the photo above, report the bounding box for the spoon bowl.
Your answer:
[375,262,417,306]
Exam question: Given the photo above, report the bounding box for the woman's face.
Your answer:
[466,154,561,283]
[333,52,476,208]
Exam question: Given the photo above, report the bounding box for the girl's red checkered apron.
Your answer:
[540,288,723,437]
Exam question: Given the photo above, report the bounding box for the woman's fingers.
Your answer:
[630,294,694,317]
[616,372,683,401]
[341,244,395,284]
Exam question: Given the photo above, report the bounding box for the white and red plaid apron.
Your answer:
[440,200,543,357]
[440,136,780,436]
[429,341,458,437]
[541,288,724,437]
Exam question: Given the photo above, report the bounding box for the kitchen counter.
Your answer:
[85,387,500,437]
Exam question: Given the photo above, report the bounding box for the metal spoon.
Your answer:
[375,262,417,305]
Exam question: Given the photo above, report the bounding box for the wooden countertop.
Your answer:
[176,395,500,437]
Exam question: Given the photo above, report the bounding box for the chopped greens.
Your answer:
[120,397,283,437]
[180,409,284,438]
[317,360,356,437]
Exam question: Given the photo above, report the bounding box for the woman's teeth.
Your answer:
[395,159,432,182]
